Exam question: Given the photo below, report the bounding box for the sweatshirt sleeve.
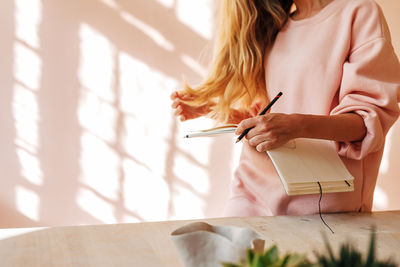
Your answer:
[330,1,400,160]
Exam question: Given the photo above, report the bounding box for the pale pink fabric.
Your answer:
[225,0,400,217]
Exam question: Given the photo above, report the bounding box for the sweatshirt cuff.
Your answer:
[330,108,384,160]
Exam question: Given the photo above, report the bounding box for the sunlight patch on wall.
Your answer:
[13,46,43,187]
[16,186,39,221]
[373,186,388,210]
[119,53,177,174]
[13,43,42,90]
[76,18,216,222]
[121,214,141,223]
[80,132,120,201]
[180,54,208,77]
[177,117,215,166]
[16,149,43,186]
[171,117,217,219]
[76,188,117,223]
[15,0,42,49]
[171,186,205,219]
[122,115,168,174]
[13,84,40,150]
[99,0,120,10]
[77,23,120,223]
[119,52,178,119]
[123,159,169,221]
[379,127,393,174]
[78,23,116,103]
[173,154,209,195]
[155,0,175,8]
[13,0,43,217]
[78,90,117,143]
[120,12,175,51]
[175,0,214,40]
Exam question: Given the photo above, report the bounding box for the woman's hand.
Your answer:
[171,91,268,124]
[235,113,301,152]
[235,112,367,152]
[170,91,213,121]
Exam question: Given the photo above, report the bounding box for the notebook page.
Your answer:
[266,138,354,184]
[184,125,237,138]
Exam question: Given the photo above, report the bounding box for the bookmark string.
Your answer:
[317,182,334,234]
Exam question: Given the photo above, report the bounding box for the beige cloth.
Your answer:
[171,222,264,267]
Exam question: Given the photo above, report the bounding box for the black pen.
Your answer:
[235,92,283,143]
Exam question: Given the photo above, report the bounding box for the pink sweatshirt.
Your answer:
[225,0,400,216]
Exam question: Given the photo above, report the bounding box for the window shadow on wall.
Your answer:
[1,0,234,228]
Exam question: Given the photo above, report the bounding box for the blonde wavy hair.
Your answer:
[183,0,293,122]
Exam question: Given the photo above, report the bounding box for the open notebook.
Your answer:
[185,125,354,196]
[267,138,354,196]
[184,124,237,138]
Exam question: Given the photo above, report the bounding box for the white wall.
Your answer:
[0,0,236,228]
[373,0,400,211]
[0,0,398,228]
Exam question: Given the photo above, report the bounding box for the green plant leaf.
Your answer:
[365,227,376,267]
[286,254,312,267]
[321,232,337,266]
[280,254,291,267]
[315,227,399,267]
[221,263,241,267]
[263,245,279,264]
[250,254,263,267]
[225,229,398,267]
[247,249,255,263]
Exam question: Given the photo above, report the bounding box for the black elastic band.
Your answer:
[317,182,334,234]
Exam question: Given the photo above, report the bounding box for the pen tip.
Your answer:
[235,139,240,143]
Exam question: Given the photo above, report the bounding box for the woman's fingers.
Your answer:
[174,105,183,116]
[171,99,179,109]
[170,91,179,100]
[248,133,278,152]
[248,133,269,147]
[243,113,299,151]
[235,117,258,135]
[256,140,275,152]
[170,90,210,121]
[170,91,194,101]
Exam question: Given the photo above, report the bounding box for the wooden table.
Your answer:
[0,211,399,266]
